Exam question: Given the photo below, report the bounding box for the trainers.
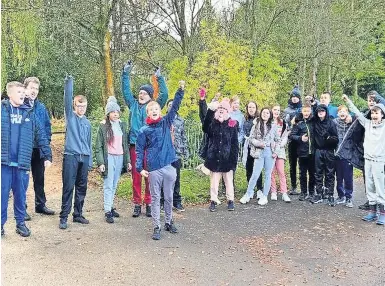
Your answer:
[359,201,370,210]
[209,201,217,212]
[271,193,278,201]
[35,206,55,215]
[362,205,378,222]
[299,193,306,201]
[105,212,114,223]
[282,193,291,203]
[173,202,185,212]
[239,193,251,204]
[328,196,336,207]
[59,218,68,229]
[258,195,268,206]
[376,204,385,225]
[24,212,31,221]
[132,205,141,217]
[256,190,263,200]
[164,221,178,233]
[73,216,89,224]
[335,197,346,205]
[227,200,235,211]
[145,205,152,217]
[310,194,323,204]
[16,223,31,237]
[152,227,161,240]
[307,194,314,201]
[111,208,120,218]
[289,187,300,195]
[345,198,353,208]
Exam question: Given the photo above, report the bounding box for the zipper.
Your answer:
[305,120,311,154]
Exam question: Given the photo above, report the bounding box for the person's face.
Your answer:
[367,96,376,110]
[338,108,348,120]
[231,99,240,111]
[320,93,331,105]
[272,106,280,119]
[318,109,326,120]
[147,103,161,120]
[302,107,311,119]
[216,107,228,122]
[74,101,87,117]
[371,108,383,124]
[8,86,25,107]
[138,90,151,104]
[167,100,173,113]
[261,109,271,121]
[291,96,300,104]
[247,102,257,117]
[108,110,120,121]
[25,82,39,100]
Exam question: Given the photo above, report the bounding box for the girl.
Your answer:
[229,95,245,143]
[95,96,131,223]
[240,107,279,206]
[203,98,239,212]
[270,105,291,202]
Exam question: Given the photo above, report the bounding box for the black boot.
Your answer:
[359,201,370,210]
[105,212,114,223]
[145,205,152,217]
[132,205,141,217]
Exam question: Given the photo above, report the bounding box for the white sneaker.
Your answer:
[256,190,263,199]
[282,193,291,203]
[258,195,268,205]
[215,199,221,205]
[239,193,251,204]
[271,192,278,201]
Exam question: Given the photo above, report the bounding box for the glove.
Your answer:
[199,88,207,100]
[123,60,133,73]
[154,66,161,77]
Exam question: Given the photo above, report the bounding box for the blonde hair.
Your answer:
[24,77,40,87]
[338,105,348,112]
[146,101,161,114]
[6,81,24,93]
[230,95,240,104]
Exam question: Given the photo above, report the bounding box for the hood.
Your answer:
[374,103,385,115]
[315,104,329,121]
[287,98,302,110]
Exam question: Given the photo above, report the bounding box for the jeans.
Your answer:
[103,154,123,212]
[246,147,263,190]
[335,158,353,199]
[246,147,275,197]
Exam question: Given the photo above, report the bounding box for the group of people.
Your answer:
[1,61,384,241]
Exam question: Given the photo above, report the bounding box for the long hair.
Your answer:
[245,101,258,120]
[105,116,114,144]
[272,104,283,124]
[254,107,272,137]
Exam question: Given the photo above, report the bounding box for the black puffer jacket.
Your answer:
[313,105,338,150]
[289,114,315,157]
[243,116,256,138]
[203,109,239,172]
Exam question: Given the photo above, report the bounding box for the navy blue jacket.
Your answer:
[1,100,52,170]
[135,88,184,172]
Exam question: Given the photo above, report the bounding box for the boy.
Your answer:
[342,94,385,225]
[310,104,339,206]
[1,81,52,237]
[289,104,315,201]
[59,76,92,230]
[23,77,55,219]
[121,61,168,218]
[334,105,354,207]
[319,92,338,119]
[136,81,185,240]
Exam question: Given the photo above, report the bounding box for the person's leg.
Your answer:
[143,151,151,206]
[13,168,29,225]
[111,155,124,207]
[298,157,308,196]
[325,150,336,197]
[148,169,164,229]
[103,154,115,213]
[256,174,263,191]
[73,155,89,219]
[262,150,275,197]
[162,165,177,225]
[245,148,254,182]
[60,155,78,220]
[343,160,354,200]
[288,141,298,191]
[223,170,235,202]
[308,154,316,196]
[335,159,344,199]
[130,146,142,205]
[270,162,278,194]
[1,165,13,228]
[276,158,288,194]
[172,159,182,207]
[245,156,264,198]
[210,172,222,202]
[362,160,378,221]
[31,148,47,210]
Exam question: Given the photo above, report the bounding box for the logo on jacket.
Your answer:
[11,114,22,124]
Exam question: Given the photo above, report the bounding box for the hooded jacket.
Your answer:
[283,99,302,129]
[289,114,315,157]
[313,105,338,150]
[229,109,245,143]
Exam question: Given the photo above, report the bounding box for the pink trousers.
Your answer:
[270,158,288,194]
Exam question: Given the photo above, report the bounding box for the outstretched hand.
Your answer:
[199,88,206,100]
[154,66,161,77]
[123,60,133,73]
[342,94,349,102]
[208,100,219,111]
[179,80,186,90]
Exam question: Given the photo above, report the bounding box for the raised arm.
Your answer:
[121,61,136,108]
[342,94,368,127]
[156,75,169,108]
[203,102,218,135]
[64,76,74,120]
[164,81,185,127]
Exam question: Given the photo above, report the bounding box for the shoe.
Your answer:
[345,198,353,208]
[164,221,178,233]
[132,205,141,217]
[335,197,346,205]
[1,225,4,236]
[59,218,68,229]
[307,194,314,201]
[258,195,268,206]
[239,193,251,204]
[271,193,278,201]
[288,187,300,195]
[111,208,120,218]
[35,206,55,215]
[227,200,235,211]
[256,190,263,199]
[73,216,89,224]
[152,227,161,240]
[16,223,31,237]
[310,194,323,204]
[282,193,291,203]
[328,196,336,207]
[359,201,370,210]
[209,201,217,212]
[24,212,31,221]
[362,204,378,222]
[377,204,385,225]
[105,212,114,223]
[299,193,306,201]
[173,202,185,212]
[145,205,152,217]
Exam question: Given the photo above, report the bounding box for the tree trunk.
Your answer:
[104,31,114,101]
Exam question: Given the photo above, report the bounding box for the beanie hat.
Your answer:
[139,84,154,98]
[105,96,121,115]
[373,103,385,116]
[315,104,328,113]
[290,85,301,98]
[218,99,231,112]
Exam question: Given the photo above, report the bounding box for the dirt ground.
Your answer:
[1,134,384,286]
